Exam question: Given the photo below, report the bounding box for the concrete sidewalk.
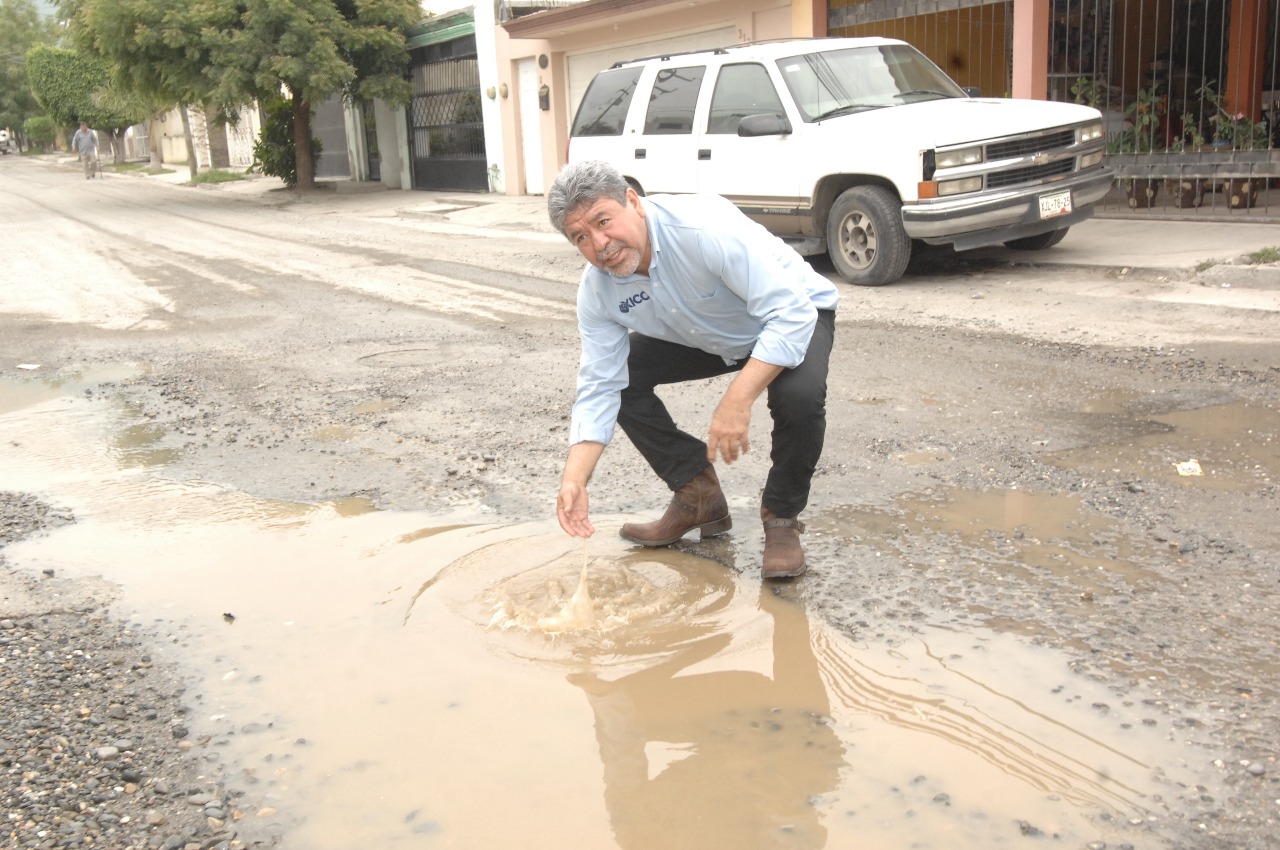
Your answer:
[55,154,1280,287]
[986,216,1280,288]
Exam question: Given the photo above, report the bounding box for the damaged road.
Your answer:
[2,154,1279,849]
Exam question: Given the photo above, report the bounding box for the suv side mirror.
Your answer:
[962,86,982,98]
[738,113,793,137]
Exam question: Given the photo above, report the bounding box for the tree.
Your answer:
[25,44,149,162]
[252,96,322,188]
[65,0,237,176]
[0,0,61,150]
[212,0,421,190]
[68,0,421,190]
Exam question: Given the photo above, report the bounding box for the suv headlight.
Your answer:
[1079,121,1104,143]
[935,146,983,168]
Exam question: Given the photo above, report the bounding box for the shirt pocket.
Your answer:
[679,285,744,321]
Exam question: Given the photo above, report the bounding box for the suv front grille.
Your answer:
[987,159,1076,189]
[987,129,1076,161]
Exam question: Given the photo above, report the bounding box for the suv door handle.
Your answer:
[698,149,711,160]
[634,149,646,159]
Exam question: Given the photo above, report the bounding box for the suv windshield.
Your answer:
[776,44,966,122]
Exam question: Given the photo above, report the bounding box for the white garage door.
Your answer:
[564,27,736,133]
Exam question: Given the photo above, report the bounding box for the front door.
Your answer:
[518,58,543,194]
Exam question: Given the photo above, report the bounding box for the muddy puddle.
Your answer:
[0,371,1253,849]
[1050,398,1279,492]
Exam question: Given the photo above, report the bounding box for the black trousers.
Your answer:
[616,310,835,518]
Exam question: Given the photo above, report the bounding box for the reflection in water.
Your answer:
[571,586,842,850]
[0,379,1231,849]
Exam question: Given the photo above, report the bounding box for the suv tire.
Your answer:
[826,186,912,286]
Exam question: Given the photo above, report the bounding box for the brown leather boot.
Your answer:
[761,508,806,579]
[620,466,732,546]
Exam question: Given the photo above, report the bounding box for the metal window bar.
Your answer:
[409,58,485,160]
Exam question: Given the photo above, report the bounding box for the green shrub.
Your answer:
[251,98,321,188]
[23,114,56,150]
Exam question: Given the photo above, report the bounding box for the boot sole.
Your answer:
[619,515,733,547]
[762,562,808,580]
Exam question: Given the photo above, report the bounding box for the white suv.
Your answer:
[568,37,1111,286]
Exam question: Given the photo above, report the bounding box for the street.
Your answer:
[2,153,1278,850]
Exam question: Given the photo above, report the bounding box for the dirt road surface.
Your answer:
[2,154,1278,850]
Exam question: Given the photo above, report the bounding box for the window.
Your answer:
[777,45,964,122]
[571,67,643,137]
[643,66,706,135]
[707,64,786,134]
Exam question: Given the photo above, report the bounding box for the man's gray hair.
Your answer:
[547,160,631,235]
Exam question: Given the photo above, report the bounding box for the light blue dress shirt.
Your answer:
[570,193,840,447]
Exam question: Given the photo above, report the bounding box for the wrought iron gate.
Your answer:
[830,0,1279,220]
[408,58,487,191]
[1050,0,1279,219]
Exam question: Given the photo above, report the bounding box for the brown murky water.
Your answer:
[1050,400,1279,491]
[5,373,1268,849]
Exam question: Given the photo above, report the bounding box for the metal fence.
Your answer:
[830,0,1280,220]
[408,57,487,190]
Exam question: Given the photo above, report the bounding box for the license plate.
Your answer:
[1038,189,1073,219]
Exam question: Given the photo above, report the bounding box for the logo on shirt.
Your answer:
[619,290,651,314]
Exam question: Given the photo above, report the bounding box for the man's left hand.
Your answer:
[706,358,782,464]
[707,401,751,463]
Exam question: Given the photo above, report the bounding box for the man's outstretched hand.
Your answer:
[557,481,595,537]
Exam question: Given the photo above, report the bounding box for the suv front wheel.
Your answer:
[826,186,912,286]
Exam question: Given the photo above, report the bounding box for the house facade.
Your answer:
[365,1,1280,219]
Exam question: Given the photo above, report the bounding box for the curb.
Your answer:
[1195,262,1280,290]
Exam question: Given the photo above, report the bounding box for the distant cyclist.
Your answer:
[71,121,99,180]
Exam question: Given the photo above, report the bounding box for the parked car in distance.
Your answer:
[568,37,1111,286]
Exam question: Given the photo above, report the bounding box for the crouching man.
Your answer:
[548,160,838,579]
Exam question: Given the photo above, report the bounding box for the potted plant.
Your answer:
[1202,82,1271,208]
[1165,110,1209,208]
[1107,85,1166,209]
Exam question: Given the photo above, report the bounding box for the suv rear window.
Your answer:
[571,66,643,137]
[643,66,705,135]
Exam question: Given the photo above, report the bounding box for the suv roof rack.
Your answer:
[609,46,729,69]
[606,36,862,70]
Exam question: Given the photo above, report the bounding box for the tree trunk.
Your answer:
[144,111,161,168]
[179,105,199,178]
[109,129,125,164]
[292,91,315,191]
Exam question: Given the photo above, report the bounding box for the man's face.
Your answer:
[562,189,650,277]
[79,123,87,130]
